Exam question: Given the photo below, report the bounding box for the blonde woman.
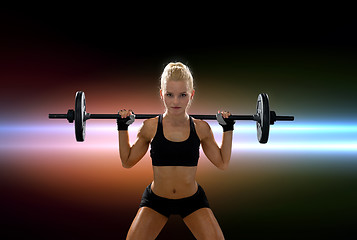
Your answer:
[118,62,234,240]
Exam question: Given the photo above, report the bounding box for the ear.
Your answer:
[160,89,163,100]
[190,90,195,100]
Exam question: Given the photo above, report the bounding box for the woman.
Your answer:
[117,62,234,240]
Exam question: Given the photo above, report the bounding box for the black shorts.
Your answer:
[139,183,210,218]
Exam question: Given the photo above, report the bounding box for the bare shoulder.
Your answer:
[193,118,212,140]
[139,116,158,141]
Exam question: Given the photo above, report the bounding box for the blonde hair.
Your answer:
[160,62,194,92]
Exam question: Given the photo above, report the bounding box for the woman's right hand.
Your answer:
[117,109,135,130]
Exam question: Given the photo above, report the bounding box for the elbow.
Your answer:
[120,157,134,169]
[219,164,229,171]
[122,162,134,169]
[120,153,133,168]
[217,154,230,170]
[217,162,229,171]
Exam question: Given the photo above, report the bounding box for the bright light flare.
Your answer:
[1,122,356,155]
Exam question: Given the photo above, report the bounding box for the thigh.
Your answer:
[183,208,225,240]
[127,207,168,240]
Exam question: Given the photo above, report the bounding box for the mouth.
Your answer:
[171,107,181,110]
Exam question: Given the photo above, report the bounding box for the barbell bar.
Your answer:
[49,91,294,143]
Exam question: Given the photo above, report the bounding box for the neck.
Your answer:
[163,111,189,124]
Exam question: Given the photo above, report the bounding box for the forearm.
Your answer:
[118,130,131,164]
[220,131,233,167]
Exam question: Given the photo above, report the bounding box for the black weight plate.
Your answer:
[256,93,270,144]
[75,91,86,142]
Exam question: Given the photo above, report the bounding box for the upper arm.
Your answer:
[124,119,155,168]
[196,120,224,169]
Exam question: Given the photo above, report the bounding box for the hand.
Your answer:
[216,111,235,132]
[117,109,135,131]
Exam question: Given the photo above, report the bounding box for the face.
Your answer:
[160,80,195,116]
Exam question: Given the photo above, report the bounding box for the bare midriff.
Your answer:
[151,166,198,199]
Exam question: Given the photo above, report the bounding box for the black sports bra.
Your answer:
[150,115,200,166]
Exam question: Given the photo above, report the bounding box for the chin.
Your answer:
[168,108,186,115]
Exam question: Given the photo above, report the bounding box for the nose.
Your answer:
[173,96,179,105]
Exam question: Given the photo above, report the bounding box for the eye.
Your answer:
[166,93,172,97]
[180,93,187,97]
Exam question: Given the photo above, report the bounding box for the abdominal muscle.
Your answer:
[151,166,198,199]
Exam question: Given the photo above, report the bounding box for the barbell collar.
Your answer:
[67,109,75,123]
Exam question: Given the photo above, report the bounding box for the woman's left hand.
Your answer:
[216,110,235,132]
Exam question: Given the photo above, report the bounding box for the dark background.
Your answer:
[1,6,356,240]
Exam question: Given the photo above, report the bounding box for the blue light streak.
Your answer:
[0,122,356,154]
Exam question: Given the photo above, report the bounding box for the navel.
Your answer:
[172,189,176,194]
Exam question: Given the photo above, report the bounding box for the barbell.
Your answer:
[48,91,294,143]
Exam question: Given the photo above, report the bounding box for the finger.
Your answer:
[119,110,127,118]
[224,112,231,118]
